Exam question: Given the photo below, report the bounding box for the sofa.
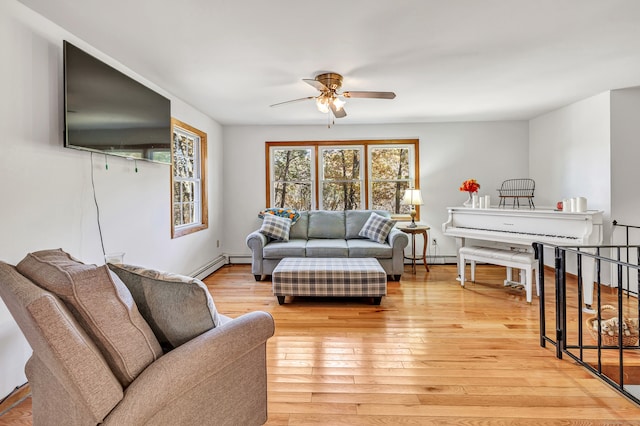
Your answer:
[246,209,409,281]
[0,249,274,426]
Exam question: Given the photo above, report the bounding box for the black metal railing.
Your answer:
[534,236,640,405]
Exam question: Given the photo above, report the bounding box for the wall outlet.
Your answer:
[432,238,437,246]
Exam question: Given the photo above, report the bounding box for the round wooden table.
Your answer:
[398,225,430,273]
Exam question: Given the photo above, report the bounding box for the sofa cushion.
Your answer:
[263,239,307,259]
[258,207,301,224]
[345,210,390,239]
[305,239,348,257]
[107,263,221,349]
[289,211,309,240]
[347,239,393,258]
[16,249,163,387]
[259,214,291,241]
[358,212,396,244]
[308,210,345,239]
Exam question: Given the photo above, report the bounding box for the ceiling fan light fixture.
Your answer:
[315,96,330,113]
[332,97,345,111]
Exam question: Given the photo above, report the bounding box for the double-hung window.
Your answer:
[319,146,364,210]
[266,139,419,219]
[369,145,413,214]
[171,118,208,238]
[270,147,314,210]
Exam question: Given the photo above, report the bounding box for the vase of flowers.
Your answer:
[459,179,480,207]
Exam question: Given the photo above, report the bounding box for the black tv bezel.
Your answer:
[62,40,172,165]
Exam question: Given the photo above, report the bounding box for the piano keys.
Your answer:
[442,207,604,309]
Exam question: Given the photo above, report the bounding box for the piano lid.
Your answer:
[442,207,604,246]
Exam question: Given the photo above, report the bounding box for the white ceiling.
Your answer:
[18,0,640,126]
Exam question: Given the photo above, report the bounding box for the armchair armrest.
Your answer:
[104,311,275,426]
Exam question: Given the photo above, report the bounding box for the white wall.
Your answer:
[222,121,529,261]
[610,87,640,226]
[0,0,223,398]
[529,92,611,215]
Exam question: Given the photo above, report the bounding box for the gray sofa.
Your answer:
[246,210,409,281]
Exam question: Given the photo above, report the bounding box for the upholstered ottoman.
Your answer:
[272,257,387,305]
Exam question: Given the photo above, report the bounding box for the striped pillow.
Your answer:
[358,212,395,244]
[259,214,292,241]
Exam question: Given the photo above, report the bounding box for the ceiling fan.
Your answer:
[270,72,396,123]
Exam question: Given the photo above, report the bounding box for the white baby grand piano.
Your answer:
[442,207,604,308]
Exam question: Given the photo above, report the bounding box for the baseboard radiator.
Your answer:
[190,255,228,279]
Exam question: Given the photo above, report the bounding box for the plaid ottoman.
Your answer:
[272,257,387,305]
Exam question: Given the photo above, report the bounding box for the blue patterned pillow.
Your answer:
[258,208,300,224]
[259,214,292,241]
[358,212,395,244]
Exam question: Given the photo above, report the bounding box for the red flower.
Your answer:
[459,179,480,193]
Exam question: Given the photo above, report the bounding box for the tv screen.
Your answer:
[63,41,171,164]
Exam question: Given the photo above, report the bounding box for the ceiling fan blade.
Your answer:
[303,78,329,92]
[342,91,396,99]
[330,103,347,118]
[270,96,315,107]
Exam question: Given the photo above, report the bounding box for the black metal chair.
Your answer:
[497,178,535,208]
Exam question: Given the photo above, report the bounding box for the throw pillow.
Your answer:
[259,213,291,241]
[16,249,163,387]
[258,207,300,224]
[107,263,221,350]
[358,212,396,244]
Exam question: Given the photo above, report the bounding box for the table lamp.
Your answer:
[401,189,423,228]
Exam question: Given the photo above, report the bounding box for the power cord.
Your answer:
[90,153,106,257]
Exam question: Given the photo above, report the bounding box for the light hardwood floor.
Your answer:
[2,263,640,425]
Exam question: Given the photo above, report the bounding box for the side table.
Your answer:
[398,225,430,273]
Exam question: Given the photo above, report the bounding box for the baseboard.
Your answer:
[190,255,228,279]
[0,383,30,416]
[228,254,251,264]
[426,255,457,265]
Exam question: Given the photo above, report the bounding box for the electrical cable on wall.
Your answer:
[91,153,106,256]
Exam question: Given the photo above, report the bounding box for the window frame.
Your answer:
[171,118,208,238]
[265,139,419,220]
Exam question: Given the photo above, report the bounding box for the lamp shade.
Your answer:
[401,189,423,206]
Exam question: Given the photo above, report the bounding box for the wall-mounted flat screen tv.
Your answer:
[63,40,171,164]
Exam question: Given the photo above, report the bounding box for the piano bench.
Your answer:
[458,246,539,304]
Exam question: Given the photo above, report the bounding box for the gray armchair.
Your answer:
[0,255,274,426]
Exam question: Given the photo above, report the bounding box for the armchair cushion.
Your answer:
[108,263,221,349]
[16,249,163,387]
[358,212,396,244]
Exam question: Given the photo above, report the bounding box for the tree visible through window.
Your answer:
[272,148,312,210]
[320,147,363,210]
[171,118,208,238]
[370,146,411,214]
[266,140,418,218]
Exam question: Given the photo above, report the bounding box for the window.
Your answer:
[171,118,208,238]
[319,146,364,210]
[271,147,313,210]
[266,139,419,219]
[369,145,412,214]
